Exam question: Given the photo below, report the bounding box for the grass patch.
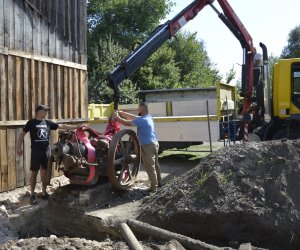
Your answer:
[220,170,234,184]
[196,170,209,187]
[159,143,223,162]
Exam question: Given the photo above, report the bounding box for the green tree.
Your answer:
[87,1,221,104]
[87,0,174,104]
[268,53,279,84]
[169,32,221,87]
[88,35,138,104]
[225,65,236,84]
[133,32,220,91]
[88,0,173,48]
[281,25,300,58]
[133,44,181,90]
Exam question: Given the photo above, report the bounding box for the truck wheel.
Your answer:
[248,133,261,142]
[272,129,300,140]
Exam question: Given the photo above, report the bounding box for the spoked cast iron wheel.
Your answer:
[107,129,141,190]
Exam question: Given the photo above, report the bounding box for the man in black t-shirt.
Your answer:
[17,105,81,205]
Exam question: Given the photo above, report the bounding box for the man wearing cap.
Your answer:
[17,104,81,205]
[112,102,161,193]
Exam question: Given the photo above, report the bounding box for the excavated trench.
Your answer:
[2,155,225,250]
[1,156,195,244]
[6,183,123,242]
[1,180,205,250]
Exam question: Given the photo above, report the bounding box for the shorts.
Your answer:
[30,150,50,171]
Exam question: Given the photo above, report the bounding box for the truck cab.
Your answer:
[262,59,300,140]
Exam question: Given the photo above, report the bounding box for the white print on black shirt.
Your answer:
[36,128,48,141]
[36,124,47,128]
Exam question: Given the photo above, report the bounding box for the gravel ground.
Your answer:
[0,235,186,250]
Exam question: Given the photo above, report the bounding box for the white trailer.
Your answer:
[89,83,236,150]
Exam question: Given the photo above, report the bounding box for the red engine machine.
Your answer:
[50,120,141,190]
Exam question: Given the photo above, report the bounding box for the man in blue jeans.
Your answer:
[113,102,161,192]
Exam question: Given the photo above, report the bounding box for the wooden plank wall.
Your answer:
[0,0,87,64]
[0,0,88,192]
[0,55,87,122]
[0,54,88,192]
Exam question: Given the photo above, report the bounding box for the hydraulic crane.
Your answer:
[107,0,258,114]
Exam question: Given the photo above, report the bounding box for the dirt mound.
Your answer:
[0,236,127,250]
[0,236,185,250]
[139,139,300,250]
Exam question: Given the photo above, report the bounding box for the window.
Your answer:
[292,63,300,108]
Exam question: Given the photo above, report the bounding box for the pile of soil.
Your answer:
[139,139,300,249]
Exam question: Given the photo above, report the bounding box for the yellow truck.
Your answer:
[260,59,300,140]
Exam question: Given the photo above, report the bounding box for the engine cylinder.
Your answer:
[67,141,87,157]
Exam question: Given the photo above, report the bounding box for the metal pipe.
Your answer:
[226,95,231,145]
[120,223,143,250]
[234,99,237,144]
[241,48,247,96]
[259,42,271,120]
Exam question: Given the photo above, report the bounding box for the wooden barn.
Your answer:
[0,0,88,192]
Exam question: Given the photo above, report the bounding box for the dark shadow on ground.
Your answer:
[159,153,201,163]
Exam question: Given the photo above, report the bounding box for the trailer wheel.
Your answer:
[107,129,141,190]
[272,128,300,140]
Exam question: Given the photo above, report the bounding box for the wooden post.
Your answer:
[7,56,15,121]
[15,128,25,187]
[56,65,62,119]
[23,58,30,119]
[7,129,16,190]
[69,68,73,118]
[206,100,212,153]
[119,223,143,250]
[30,59,36,118]
[42,62,48,106]
[15,57,24,120]
[24,133,31,185]
[0,129,8,191]
[74,69,79,118]
[0,54,7,121]
[64,67,69,118]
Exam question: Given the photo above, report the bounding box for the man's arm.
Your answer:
[113,112,134,127]
[58,124,82,130]
[118,110,138,120]
[16,131,26,156]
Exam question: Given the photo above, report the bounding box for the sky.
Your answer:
[165,0,300,82]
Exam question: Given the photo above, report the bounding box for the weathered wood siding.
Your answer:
[0,0,87,192]
[0,0,87,63]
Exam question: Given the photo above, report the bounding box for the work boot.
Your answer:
[30,195,37,205]
[41,192,49,200]
[148,186,157,193]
